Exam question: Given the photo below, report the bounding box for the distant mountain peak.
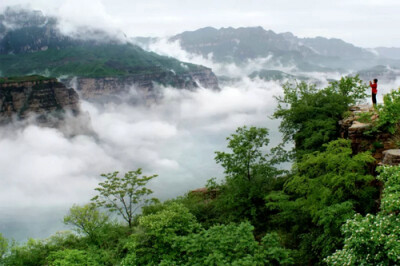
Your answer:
[169,26,384,71]
[0,7,220,91]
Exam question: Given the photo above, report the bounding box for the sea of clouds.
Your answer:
[2,31,396,241]
[0,72,285,240]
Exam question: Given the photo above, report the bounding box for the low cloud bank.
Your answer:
[0,78,284,241]
[142,37,345,83]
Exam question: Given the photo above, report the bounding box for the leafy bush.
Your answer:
[266,139,377,263]
[166,223,293,266]
[121,203,202,265]
[326,166,400,265]
[376,90,400,134]
[64,204,110,244]
[46,249,101,266]
[2,232,81,266]
[122,203,292,265]
[357,111,374,123]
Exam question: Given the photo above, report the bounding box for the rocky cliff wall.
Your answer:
[67,68,219,101]
[0,78,80,125]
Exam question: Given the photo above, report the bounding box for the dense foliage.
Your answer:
[0,43,202,78]
[375,89,400,134]
[0,233,7,260]
[266,139,378,263]
[122,203,292,265]
[3,76,400,265]
[326,166,400,265]
[273,76,367,157]
[213,126,285,229]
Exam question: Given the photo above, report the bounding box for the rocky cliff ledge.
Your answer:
[0,76,80,125]
[68,68,219,101]
[339,105,399,166]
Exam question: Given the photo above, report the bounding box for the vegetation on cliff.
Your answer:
[0,44,204,78]
[0,75,53,84]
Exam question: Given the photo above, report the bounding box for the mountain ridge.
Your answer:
[0,8,220,92]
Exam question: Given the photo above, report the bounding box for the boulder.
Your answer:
[382,149,400,166]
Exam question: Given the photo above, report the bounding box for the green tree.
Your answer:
[376,89,400,134]
[273,76,367,158]
[266,139,377,263]
[91,169,158,227]
[326,165,400,265]
[46,249,101,266]
[63,203,110,243]
[1,232,80,266]
[121,203,201,265]
[0,233,8,261]
[215,126,270,181]
[122,203,292,265]
[214,126,284,228]
[169,223,293,266]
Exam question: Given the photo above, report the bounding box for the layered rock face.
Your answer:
[0,77,80,125]
[70,68,219,101]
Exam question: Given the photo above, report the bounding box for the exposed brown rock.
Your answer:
[341,105,399,209]
[66,68,219,102]
[190,187,219,200]
[382,150,400,166]
[339,105,398,165]
[0,78,80,125]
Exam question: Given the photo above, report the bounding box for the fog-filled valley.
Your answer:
[1,2,400,265]
[0,6,356,241]
[0,75,285,240]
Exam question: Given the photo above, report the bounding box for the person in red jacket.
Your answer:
[370,79,378,106]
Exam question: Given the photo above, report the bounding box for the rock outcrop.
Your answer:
[339,105,398,164]
[382,150,400,166]
[0,76,80,125]
[68,68,219,102]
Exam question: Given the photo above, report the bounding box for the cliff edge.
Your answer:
[0,75,80,125]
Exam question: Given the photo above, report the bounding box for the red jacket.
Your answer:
[370,83,377,94]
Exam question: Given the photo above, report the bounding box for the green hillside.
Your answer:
[0,43,202,78]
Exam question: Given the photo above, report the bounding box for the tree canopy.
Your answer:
[273,76,367,158]
[91,169,158,227]
[326,165,400,265]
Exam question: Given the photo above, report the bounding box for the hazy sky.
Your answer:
[0,0,399,47]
